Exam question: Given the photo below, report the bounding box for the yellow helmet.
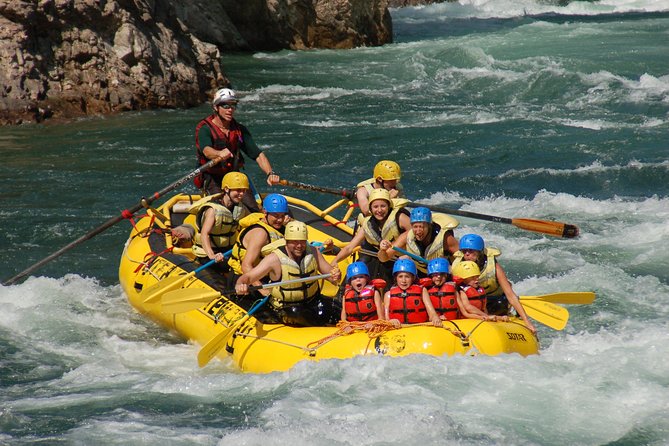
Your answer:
[373,160,401,181]
[221,172,249,190]
[368,188,392,207]
[451,261,481,280]
[284,221,308,241]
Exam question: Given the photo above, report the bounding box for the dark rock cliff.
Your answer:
[0,0,391,125]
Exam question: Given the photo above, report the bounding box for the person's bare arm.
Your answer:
[314,247,340,284]
[422,288,443,326]
[375,290,385,320]
[240,228,270,274]
[495,263,536,333]
[356,187,370,216]
[200,209,225,262]
[457,290,490,320]
[235,253,281,294]
[444,230,459,256]
[378,232,408,262]
[255,152,280,186]
[331,228,365,266]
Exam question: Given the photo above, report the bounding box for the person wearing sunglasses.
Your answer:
[194,87,280,202]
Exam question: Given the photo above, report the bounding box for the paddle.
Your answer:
[520,292,595,305]
[141,249,233,304]
[392,246,428,264]
[278,179,579,238]
[141,259,216,304]
[161,272,333,313]
[406,201,579,238]
[278,179,355,200]
[197,296,269,367]
[247,174,262,207]
[2,159,221,286]
[196,272,333,367]
[519,299,569,330]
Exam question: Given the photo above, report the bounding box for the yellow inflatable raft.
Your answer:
[119,193,539,373]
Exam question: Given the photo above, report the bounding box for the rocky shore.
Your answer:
[0,0,391,125]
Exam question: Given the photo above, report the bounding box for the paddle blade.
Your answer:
[511,218,580,238]
[197,296,269,367]
[521,292,595,305]
[521,300,569,330]
[140,275,193,304]
[161,288,222,313]
[197,318,248,367]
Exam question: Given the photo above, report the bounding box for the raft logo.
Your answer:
[506,332,527,342]
[374,334,407,355]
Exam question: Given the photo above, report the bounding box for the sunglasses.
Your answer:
[218,103,237,109]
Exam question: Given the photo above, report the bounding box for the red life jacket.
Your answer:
[194,116,245,185]
[428,282,459,320]
[343,285,378,322]
[461,285,487,312]
[387,284,428,324]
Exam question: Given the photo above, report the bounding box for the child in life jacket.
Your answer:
[341,261,385,322]
[384,259,442,328]
[424,258,459,321]
[454,233,536,334]
[452,261,508,322]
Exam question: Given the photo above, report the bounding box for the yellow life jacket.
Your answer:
[406,224,447,273]
[261,238,287,256]
[228,213,284,275]
[355,178,405,197]
[361,203,407,247]
[432,212,459,231]
[451,247,502,297]
[270,247,320,309]
[190,195,247,257]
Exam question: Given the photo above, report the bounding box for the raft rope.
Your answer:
[305,320,469,350]
[133,246,174,273]
[122,210,152,234]
[224,319,474,357]
[461,319,486,355]
[233,332,321,357]
[216,317,524,358]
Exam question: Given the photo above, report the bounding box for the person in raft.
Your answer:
[355,160,405,217]
[330,188,411,286]
[425,258,460,321]
[452,233,536,334]
[194,87,280,210]
[235,220,342,326]
[378,206,459,276]
[340,261,385,322]
[227,193,289,287]
[384,259,442,328]
[189,171,250,273]
[451,261,506,322]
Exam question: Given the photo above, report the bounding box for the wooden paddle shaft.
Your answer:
[279,179,355,199]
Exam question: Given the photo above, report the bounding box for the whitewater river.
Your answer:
[1,1,668,444]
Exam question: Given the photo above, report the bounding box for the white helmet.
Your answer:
[212,88,238,106]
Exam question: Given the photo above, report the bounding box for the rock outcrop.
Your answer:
[0,0,391,125]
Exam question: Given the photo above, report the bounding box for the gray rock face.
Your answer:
[0,0,391,125]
